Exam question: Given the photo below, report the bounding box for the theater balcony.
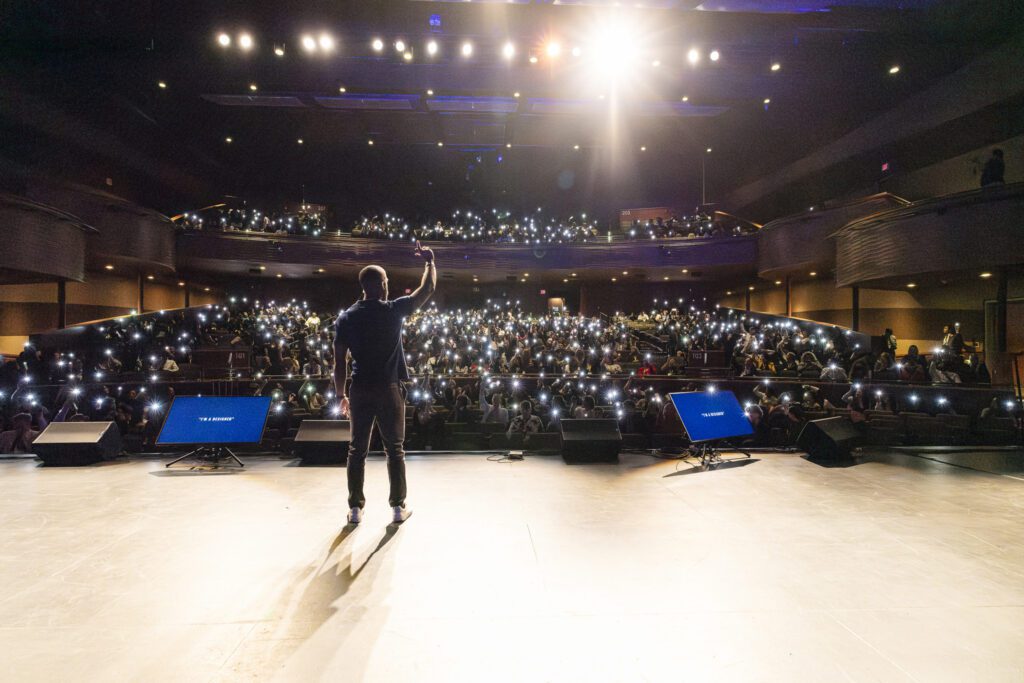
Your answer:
[25,181,177,275]
[756,193,909,281]
[834,183,1024,289]
[175,229,759,283]
[0,193,96,284]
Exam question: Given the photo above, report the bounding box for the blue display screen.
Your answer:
[669,390,753,442]
[157,396,272,445]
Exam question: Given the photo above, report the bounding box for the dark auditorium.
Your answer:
[2,1,1023,680]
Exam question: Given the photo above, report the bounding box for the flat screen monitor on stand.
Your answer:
[157,396,273,468]
[668,389,753,468]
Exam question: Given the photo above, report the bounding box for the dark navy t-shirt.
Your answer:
[335,296,416,385]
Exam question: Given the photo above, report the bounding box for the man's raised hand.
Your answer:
[415,240,435,264]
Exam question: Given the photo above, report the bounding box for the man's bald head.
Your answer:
[358,265,388,299]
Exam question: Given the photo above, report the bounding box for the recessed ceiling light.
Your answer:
[771,62,781,71]
[763,98,771,104]
[809,271,817,276]
[502,41,515,59]
[906,282,916,288]
[217,33,231,48]
[395,39,406,53]
[249,83,257,91]
[461,41,473,57]
[775,280,782,285]
[980,272,993,278]
[426,89,434,96]
[687,48,700,65]
[104,264,114,270]
[403,51,413,62]
[640,146,647,151]
[513,91,520,98]
[297,138,303,144]
[611,277,617,282]
[225,136,233,143]
[546,42,561,58]
[573,144,580,150]
[748,286,755,291]
[258,265,266,270]
[368,139,374,145]
[506,143,512,148]
[706,147,712,153]
[681,269,688,273]
[157,81,167,89]
[204,287,211,292]
[889,65,900,74]
[437,141,443,147]
[529,55,538,64]
[372,38,384,52]
[238,33,254,51]
[276,273,283,278]
[318,33,335,52]
[709,49,720,61]
[663,276,669,281]
[339,86,346,93]
[301,34,317,53]
[426,40,438,56]
[147,275,155,280]
[622,271,628,275]
[681,95,689,102]
[727,291,733,295]
[274,45,285,57]
[177,281,185,286]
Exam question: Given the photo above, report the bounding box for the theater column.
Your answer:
[137,273,145,313]
[996,269,1008,352]
[745,288,751,312]
[851,286,860,332]
[184,283,191,308]
[785,277,792,317]
[56,279,67,329]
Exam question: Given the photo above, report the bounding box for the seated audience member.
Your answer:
[507,400,544,438]
[0,413,40,454]
[660,351,687,375]
[302,358,323,377]
[800,385,822,411]
[883,328,898,356]
[479,381,509,425]
[819,361,849,382]
[873,352,896,381]
[797,352,822,379]
[900,345,928,382]
[573,395,598,419]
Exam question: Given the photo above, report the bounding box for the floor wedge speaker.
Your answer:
[34,422,122,466]
[560,418,622,464]
[797,417,862,461]
[294,420,351,465]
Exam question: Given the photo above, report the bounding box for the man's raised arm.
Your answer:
[408,240,437,310]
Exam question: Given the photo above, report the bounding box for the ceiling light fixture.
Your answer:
[771,62,781,71]
[980,272,993,278]
[546,41,561,58]
[426,40,438,56]
[709,49,720,61]
[889,65,900,74]
[372,38,384,52]
[217,33,231,48]
[426,89,434,95]
[301,34,316,53]
[225,136,233,143]
[238,33,254,51]
[157,81,166,89]
[502,41,515,59]
[274,45,285,57]
[249,83,258,91]
[461,41,473,57]
[395,39,406,52]
[338,86,346,93]
[318,33,335,52]
[687,48,700,65]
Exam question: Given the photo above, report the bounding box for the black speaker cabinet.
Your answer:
[33,422,122,466]
[560,418,622,464]
[797,417,862,461]
[294,420,351,465]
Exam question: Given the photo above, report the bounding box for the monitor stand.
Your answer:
[688,440,751,469]
[165,446,244,469]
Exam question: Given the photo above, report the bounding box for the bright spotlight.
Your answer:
[426,40,438,56]
[372,38,384,52]
[546,41,561,58]
[318,33,335,52]
[571,46,582,57]
[502,41,515,59]
[238,33,254,51]
[461,41,473,57]
[687,48,700,65]
[709,49,720,61]
[301,34,317,53]
[395,39,406,53]
[217,33,231,48]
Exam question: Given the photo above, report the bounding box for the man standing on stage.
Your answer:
[333,241,436,525]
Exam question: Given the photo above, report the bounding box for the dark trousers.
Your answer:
[347,382,407,509]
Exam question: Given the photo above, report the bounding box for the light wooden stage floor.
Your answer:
[2,449,1023,682]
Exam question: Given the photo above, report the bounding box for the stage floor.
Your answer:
[2,449,1023,682]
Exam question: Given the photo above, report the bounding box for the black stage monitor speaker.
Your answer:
[33,422,122,466]
[294,420,351,465]
[560,418,622,464]
[797,417,862,461]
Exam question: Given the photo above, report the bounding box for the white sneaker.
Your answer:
[347,507,361,525]
[392,506,412,524]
